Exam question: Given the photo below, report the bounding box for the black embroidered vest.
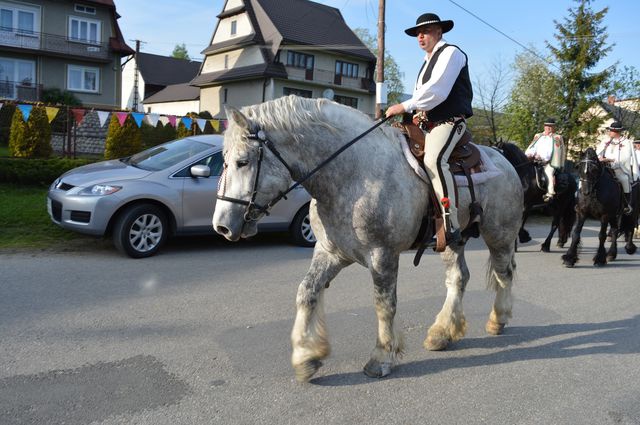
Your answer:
[418,43,473,122]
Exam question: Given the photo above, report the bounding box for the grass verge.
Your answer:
[0,183,108,252]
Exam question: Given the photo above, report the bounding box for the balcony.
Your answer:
[0,80,42,101]
[0,28,110,61]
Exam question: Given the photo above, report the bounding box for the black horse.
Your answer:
[497,142,576,252]
[562,147,638,267]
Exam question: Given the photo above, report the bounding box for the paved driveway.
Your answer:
[1,219,639,424]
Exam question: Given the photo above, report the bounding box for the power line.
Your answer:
[447,0,560,71]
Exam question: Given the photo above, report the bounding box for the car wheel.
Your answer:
[113,204,168,258]
[290,204,316,247]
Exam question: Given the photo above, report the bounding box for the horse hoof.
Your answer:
[294,359,323,383]
[556,242,566,248]
[519,235,532,243]
[540,245,550,253]
[424,335,450,351]
[626,245,637,255]
[363,359,392,378]
[486,320,505,335]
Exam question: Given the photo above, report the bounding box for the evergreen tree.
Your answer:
[172,43,190,60]
[104,115,142,159]
[8,106,52,158]
[547,0,612,154]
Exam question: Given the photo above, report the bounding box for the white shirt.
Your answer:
[401,39,467,113]
[596,136,639,180]
[525,134,555,162]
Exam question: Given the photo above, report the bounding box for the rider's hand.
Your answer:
[385,104,406,118]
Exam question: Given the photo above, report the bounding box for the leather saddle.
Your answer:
[394,122,482,174]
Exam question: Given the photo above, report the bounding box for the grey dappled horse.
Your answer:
[213,96,523,382]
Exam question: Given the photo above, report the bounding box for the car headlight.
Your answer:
[79,184,122,196]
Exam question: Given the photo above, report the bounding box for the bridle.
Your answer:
[578,157,601,195]
[216,116,390,223]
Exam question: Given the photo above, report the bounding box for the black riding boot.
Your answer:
[623,192,632,214]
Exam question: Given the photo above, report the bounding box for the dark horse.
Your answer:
[562,147,638,267]
[497,142,576,252]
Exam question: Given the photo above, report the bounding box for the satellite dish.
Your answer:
[322,88,334,100]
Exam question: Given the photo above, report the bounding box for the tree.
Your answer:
[353,28,404,105]
[472,58,512,144]
[547,0,612,155]
[503,51,561,147]
[606,65,640,138]
[9,106,52,158]
[172,43,190,60]
[104,115,142,159]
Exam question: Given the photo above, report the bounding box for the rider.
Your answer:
[595,121,639,214]
[385,12,473,246]
[525,118,565,202]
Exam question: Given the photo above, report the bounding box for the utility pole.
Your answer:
[132,39,141,111]
[375,0,386,119]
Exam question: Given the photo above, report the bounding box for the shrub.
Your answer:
[0,156,94,185]
[41,88,82,106]
[140,121,177,148]
[104,114,142,159]
[0,103,16,146]
[9,106,53,158]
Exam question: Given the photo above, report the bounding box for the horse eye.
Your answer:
[236,160,249,168]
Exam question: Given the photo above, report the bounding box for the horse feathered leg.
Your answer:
[595,220,611,265]
[605,219,618,263]
[562,213,586,267]
[291,246,348,382]
[484,242,515,335]
[363,248,404,378]
[424,245,469,351]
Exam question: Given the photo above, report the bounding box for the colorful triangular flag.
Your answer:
[159,116,169,126]
[210,119,220,132]
[180,117,192,130]
[115,112,129,126]
[168,115,177,127]
[221,119,228,130]
[71,108,86,125]
[97,111,110,127]
[196,119,207,132]
[45,107,59,123]
[17,104,33,122]
[131,112,144,128]
[146,113,160,127]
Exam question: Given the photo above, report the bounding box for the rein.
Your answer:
[217,115,391,222]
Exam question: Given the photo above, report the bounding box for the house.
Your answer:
[0,0,133,108]
[120,52,201,111]
[587,95,640,143]
[142,82,200,115]
[191,0,376,119]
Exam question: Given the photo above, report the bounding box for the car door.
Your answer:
[177,151,223,232]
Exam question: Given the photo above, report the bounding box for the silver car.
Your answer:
[47,134,315,258]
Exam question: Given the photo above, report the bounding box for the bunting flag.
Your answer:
[17,104,33,122]
[71,108,86,125]
[167,115,177,127]
[196,118,207,132]
[180,117,192,130]
[146,113,160,127]
[221,119,228,130]
[209,119,220,132]
[45,107,59,123]
[115,112,129,126]
[131,112,145,128]
[97,111,110,127]
[158,115,170,126]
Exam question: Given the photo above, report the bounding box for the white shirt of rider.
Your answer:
[525,134,554,162]
[597,136,639,179]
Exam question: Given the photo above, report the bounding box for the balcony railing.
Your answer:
[0,28,110,60]
[0,80,42,101]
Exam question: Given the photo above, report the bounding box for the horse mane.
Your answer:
[496,141,533,181]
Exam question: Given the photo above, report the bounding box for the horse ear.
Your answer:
[225,107,250,130]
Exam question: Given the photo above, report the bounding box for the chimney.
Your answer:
[607,95,616,105]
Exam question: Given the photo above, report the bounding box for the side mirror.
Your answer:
[190,164,211,178]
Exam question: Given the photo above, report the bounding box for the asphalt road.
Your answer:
[1,219,639,425]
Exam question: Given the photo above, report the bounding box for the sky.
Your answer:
[115,0,640,94]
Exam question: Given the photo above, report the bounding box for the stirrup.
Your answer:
[623,205,632,215]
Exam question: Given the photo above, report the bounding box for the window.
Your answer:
[230,20,237,36]
[286,51,314,70]
[223,88,228,104]
[174,152,224,177]
[0,3,37,35]
[67,65,99,92]
[0,57,35,98]
[74,4,96,14]
[334,95,358,109]
[335,60,359,78]
[283,87,312,98]
[69,16,100,43]
[224,54,228,69]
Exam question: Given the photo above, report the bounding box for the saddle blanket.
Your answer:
[400,140,503,187]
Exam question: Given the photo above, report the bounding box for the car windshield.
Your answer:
[125,138,212,171]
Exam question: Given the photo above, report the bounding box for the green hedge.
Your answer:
[0,157,95,186]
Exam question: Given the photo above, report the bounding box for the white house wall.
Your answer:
[121,58,145,111]
[202,46,264,74]
[144,100,200,116]
[213,7,253,44]
[200,80,265,117]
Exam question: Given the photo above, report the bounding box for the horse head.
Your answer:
[578,147,601,196]
[212,106,293,241]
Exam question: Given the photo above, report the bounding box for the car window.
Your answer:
[173,152,223,178]
[124,138,212,171]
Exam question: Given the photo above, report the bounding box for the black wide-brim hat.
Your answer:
[606,121,625,131]
[405,13,454,36]
[543,118,557,126]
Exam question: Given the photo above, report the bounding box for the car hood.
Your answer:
[60,160,154,186]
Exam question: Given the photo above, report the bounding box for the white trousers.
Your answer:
[423,120,466,231]
[544,164,555,196]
